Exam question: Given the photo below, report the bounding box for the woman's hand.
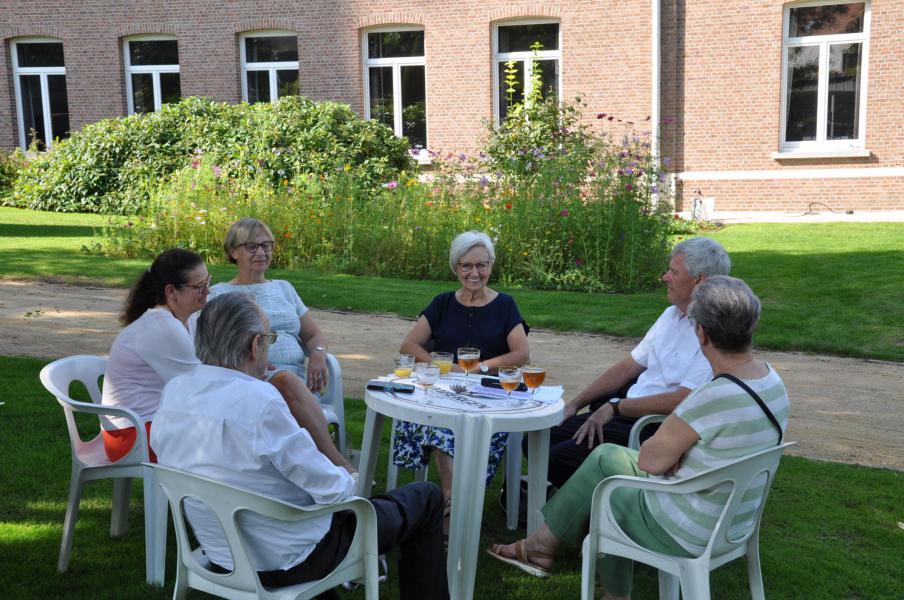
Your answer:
[306,350,328,393]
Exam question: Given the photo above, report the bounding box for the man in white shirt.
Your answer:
[544,237,731,488]
[152,292,447,600]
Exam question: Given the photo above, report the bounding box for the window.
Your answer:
[363,28,426,149]
[240,32,299,103]
[124,36,181,114]
[493,21,561,123]
[10,39,70,150]
[780,2,869,151]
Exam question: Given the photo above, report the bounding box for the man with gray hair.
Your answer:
[151,293,447,600]
[542,237,731,488]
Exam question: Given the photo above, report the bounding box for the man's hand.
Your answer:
[573,403,615,449]
[562,400,581,421]
[306,351,328,393]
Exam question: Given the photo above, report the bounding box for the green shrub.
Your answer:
[9,96,412,214]
[0,149,28,198]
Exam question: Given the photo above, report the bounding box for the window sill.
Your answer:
[772,148,871,160]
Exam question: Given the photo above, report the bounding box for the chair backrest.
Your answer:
[40,355,107,452]
[699,442,792,558]
[150,462,374,598]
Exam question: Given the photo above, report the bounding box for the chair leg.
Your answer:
[58,469,85,573]
[746,540,766,600]
[677,564,711,600]
[580,535,596,600]
[504,432,523,530]
[172,561,189,600]
[111,477,132,538]
[142,469,168,586]
[658,570,680,600]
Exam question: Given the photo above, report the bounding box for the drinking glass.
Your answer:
[457,347,481,379]
[431,351,454,376]
[498,366,523,406]
[522,365,546,401]
[394,354,415,378]
[415,362,440,404]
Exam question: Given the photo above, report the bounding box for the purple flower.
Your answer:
[575,258,584,266]
[625,183,634,191]
[559,209,569,217]
[478,176,490,187]
[459,153,467,161]
[382,181,398,190]
[212,165,222,178]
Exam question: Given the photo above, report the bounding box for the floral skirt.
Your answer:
[391,420,509,487]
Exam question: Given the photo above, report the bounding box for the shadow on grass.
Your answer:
[0,223,100,238]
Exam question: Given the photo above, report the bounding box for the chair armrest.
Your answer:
[627,414,667,450]
[58,398,145,431]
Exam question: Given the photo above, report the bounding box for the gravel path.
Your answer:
[3,279,902,471]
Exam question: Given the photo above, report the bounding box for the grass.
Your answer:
[2,355,903,599]
[1,207,903,361]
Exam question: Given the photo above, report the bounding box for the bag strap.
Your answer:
[713,373,783,444]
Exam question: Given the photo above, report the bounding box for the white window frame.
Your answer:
[10,37,67,150]
[239,30,299,103]
[123,34,180,115]
[362,25,427,149]
[492,19,562,125]
[778,0,871,155]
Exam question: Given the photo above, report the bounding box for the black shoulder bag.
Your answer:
[713,373,783,445]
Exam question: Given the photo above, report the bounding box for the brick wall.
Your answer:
[1,0,902,211]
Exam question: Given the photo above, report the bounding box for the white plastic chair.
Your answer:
[386,424,524,529]
[150,462,380,600]
[581,442,794,600]
[39,355,168,585]
[297,339,347,458]
[627,414,668,450]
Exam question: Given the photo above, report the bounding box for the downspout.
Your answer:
[651,0,661,206]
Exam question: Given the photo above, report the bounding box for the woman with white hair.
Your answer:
[393,231,530,520]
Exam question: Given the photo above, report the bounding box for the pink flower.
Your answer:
[559,209,569,217]
[625,183,634,191]
[212,165,222,177]
[191,159,200,169]
[382,181,398,190]
[575,259,584,266]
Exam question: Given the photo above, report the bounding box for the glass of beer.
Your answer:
[498,366,523,406]
[415,362,440,403]
[394,354,415,378]
[431,351,454,376]
[522,365,546,401]
[457,347,481,379]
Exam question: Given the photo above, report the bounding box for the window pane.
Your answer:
[245,36,298,63]
[536,59,559,100]
[276,69,299,98]
[129,40,179,66]
[498,60,525,121]
[47,74,70,142]
[790,3,864,37]
[247,70,271,103]
[827,43,862,140]
[367,31,424,59]
[131,73,155,113]
[19,75,46,149]
[16,42,65,68]
[785,46,820,142]
[160,72,181,105]
[498,23,559,53]
[368,67,394,129]
[401,65,426,148]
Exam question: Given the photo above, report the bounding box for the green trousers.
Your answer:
[541,443,692,596]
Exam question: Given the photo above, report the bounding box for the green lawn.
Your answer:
[2,206,902,361]
[1,356,902,599]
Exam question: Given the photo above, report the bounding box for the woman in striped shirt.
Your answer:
[488,276,789,599]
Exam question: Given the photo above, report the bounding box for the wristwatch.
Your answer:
[479,362,489,373]
[312,346,326,354]
[609,398,621,416]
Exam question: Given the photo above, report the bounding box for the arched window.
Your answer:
[10,37,70,150]
[363,26,427,149]
[492,20,561,123]
[240,31,299,103]
[124,35,181,114]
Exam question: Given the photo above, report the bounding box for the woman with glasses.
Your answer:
[101,248,209,462]
[209,218,354,473]
[393,231,530,524]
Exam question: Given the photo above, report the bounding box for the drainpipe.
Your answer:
[651,0,661,206]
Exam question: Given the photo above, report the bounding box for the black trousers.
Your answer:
[258,481,448,600]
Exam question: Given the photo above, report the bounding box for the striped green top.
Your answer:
[644,363,789,554]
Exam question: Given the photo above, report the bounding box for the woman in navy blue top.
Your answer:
[393,231,530,514]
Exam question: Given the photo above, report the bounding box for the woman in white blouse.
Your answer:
[101,249,209,461]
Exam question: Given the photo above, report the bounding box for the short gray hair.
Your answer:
[672,237,731,277]
[223,218,275,264]
[449,231,496,274]
[195,292,267,370]
[688,275,761,352]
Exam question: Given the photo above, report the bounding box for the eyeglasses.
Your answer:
[259,331,278,344]
[457,261,491,273]
[243,241,275,254]
[183,275,212,295]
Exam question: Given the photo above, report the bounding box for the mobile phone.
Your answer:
[481,377,528,392]
[366,380,416,393]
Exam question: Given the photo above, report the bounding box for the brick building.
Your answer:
[2,1,901,211]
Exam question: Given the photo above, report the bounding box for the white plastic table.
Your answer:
[356,374,564,600]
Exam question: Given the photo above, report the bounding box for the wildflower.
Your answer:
[425,201,434,207]
[459,153,467,161]
[478,175,490,187]
[344,164,352,171]
[575,258,584,266]
[651,185,660,194]
[505,203,513,209]
[596,113,607,119]
[212,165,222,177]
[567,238,573,245]
[626,183,634,191]
[284,231,293,239]
[559,209,569,217]
[382,181,398,190]
[191,159,200,169]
